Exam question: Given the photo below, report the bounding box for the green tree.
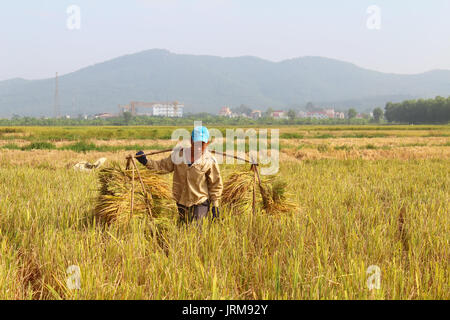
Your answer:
[384,96,450,124]
[287,109,296,120]
[347,108,357,119]
[123,111,133,125]
[265,107,274,117]
[373,107,383,122]
[232,104,252,116]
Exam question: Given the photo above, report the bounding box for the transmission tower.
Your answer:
[54,72,60,118]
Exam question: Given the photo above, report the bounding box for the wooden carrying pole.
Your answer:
[135,148,255,164]
[130,162,135,220]
[129,147,262,216]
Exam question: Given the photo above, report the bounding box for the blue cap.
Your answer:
[191,126,210,143]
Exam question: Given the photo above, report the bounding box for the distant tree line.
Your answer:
[6,95,449,126]
[385,96,450,124]
[0,114,371,126]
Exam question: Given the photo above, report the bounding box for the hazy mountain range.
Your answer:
[1,49,450,117]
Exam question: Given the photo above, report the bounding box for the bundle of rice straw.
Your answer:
[259,178,297,214]
[221,171,255,213]
[222,169,297,215]
[94,162,174,224]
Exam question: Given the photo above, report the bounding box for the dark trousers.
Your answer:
[177,200,210,224]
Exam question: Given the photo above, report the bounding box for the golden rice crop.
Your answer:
[94,162,174,224]
[0,125,448,300]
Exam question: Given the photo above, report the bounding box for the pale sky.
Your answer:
[1,0,450,81]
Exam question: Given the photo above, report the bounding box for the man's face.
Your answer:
[191,139,206,155]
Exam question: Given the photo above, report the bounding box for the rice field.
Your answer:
[0,125,448,299]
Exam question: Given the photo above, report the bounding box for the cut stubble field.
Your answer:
[0,125,448,299]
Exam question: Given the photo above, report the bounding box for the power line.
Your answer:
[54,72,60,118]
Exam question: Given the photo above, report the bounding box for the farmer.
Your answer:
[136,126,223,223]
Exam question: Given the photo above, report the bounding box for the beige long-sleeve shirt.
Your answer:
[145,147,223,207]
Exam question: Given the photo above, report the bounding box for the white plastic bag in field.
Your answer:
[73,157,107,171]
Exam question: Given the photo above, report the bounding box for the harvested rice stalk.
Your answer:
[94,162,174,224]
[259,178,297,214]
[221,171,255,213]
[222,169,297,215]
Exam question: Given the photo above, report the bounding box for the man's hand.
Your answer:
[136,151,148,166]
[212,207,220,220]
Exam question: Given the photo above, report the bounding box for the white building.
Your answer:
[151,102,184,117]
[219,106,232,117]
[94,113,116,119]
[251,110,262,119]
[298,108,345,119]
[335,112,345,119]
[120,101,184,117]
[271,110,288,119]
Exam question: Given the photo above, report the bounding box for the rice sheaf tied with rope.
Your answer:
[221,169,297,215]
[94,162,174,224]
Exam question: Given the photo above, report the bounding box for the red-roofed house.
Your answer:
[271,110,287,119]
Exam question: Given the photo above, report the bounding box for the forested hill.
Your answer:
[1,49,450,117]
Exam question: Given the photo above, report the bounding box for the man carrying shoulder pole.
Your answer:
[136,126,223,223]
